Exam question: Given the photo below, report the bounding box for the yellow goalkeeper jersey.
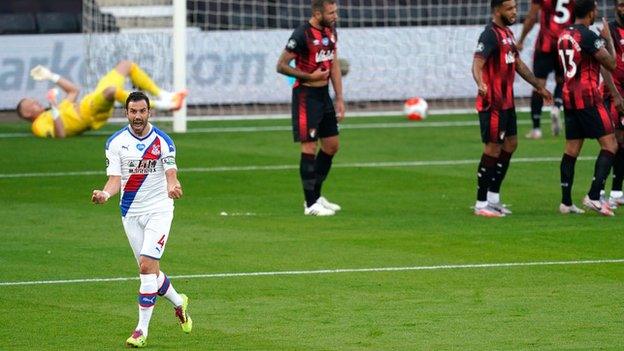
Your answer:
[31,100,89,138]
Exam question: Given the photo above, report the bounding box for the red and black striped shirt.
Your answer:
[558,24,605,110]
[285,22,337,88]
[534,0,575,54]
[607,21,624,94]
[474,22,518,112]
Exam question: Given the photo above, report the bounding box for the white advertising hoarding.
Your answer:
[0,24,540,110]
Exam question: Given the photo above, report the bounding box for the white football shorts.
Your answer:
[122,211,174,261]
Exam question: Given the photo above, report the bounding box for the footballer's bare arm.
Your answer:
[516,58,553,105]
[165,169,183,199]
[92,176,121,204]
[472,56,487,97]
[276,50,329,82]
[517,3,540,51]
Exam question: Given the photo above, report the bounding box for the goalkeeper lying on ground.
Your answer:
[16,60,187,138]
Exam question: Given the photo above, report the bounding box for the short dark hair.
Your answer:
[312,0,336,13]
[491,0,506,9]
[575,0,597,18]
[16,99,26,119]
[125,91,150,110]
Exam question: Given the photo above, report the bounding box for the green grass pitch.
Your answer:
[0,113,622,350]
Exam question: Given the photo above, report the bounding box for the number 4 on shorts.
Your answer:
[157,234,166,248]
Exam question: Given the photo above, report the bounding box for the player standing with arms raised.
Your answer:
[276,0,345,216]
[518,0,575,139]
[557,0,618,215]
[472,0,553,217]
[92,92,192,347]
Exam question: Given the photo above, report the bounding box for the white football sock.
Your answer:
[157,271,184,307]
[475,200,488,209]
[136,273,158,336]
[150,91,174,110]
[487,191,500,204]
[157,90,173,100]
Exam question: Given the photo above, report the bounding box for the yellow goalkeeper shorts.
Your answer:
[79,69,125,130]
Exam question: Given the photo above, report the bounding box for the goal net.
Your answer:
[82,0,610,125]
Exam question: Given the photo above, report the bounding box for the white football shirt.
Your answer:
[105,124,177,217]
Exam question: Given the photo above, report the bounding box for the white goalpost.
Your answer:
[172,0,187,132]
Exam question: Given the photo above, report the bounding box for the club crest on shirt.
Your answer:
[151,144,160,156]
[322,37,330,46]
[136,143,145,151]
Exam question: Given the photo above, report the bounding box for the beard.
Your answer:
[131,118,148,135]
[320,18,335,28]
[501,15,515,26]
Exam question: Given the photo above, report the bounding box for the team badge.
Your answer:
[136,143,145,151]
[287,39,297,49]
[322,37,329,46]
[151,144,161,156]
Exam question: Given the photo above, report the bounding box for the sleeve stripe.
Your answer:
[106,127,128,150]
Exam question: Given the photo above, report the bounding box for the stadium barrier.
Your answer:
[0,24,541,111]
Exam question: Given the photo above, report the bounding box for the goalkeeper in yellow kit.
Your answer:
[16,60,187,138]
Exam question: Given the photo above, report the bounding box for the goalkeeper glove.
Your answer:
[30,65,60,83]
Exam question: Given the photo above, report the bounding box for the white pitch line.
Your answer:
[1,258,622,287]
[0,119,532,138]
[185,120,492,134]
[0,156,594,179]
